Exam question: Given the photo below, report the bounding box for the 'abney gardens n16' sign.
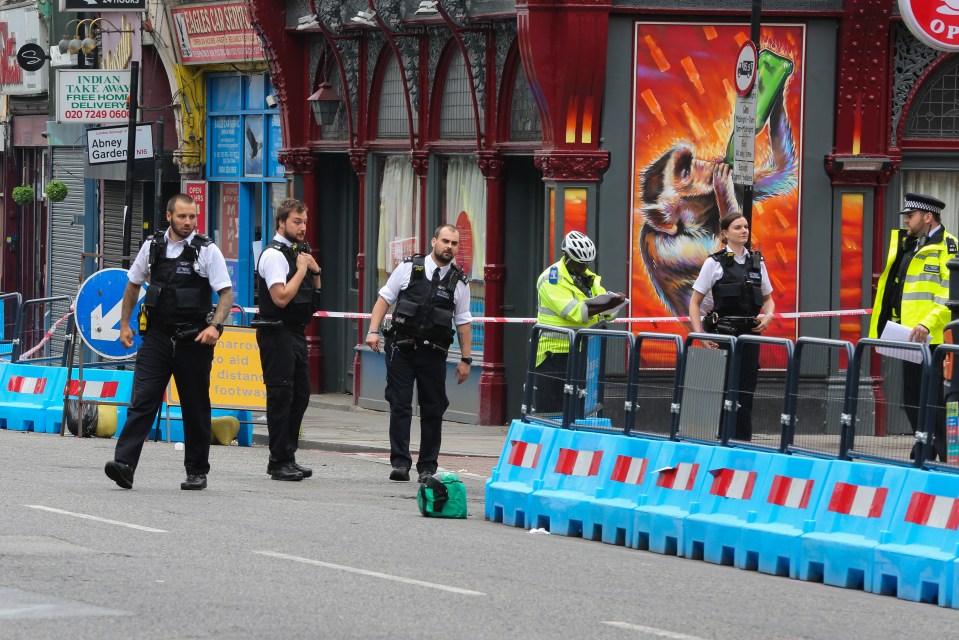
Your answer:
[55,70,136,124]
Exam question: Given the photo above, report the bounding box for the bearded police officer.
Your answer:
[105,194,233,491]
[870,192,958,461]
[254,199,321,481]
[366,224,473,483]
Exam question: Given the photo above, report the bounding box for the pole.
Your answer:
[153,117,164,236]
[742,0,762,233]
[121,60,140,269]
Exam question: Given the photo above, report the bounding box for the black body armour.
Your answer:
[709,249,765,317]
[391,255,467,348]
[142,232,214,328]
[256,241,317,325]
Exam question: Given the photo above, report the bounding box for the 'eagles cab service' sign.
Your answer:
[900,0,959,51]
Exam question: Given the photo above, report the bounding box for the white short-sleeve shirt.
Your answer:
[128,230,232,291]
[257,234,294,288]
[692,248,773,312]
[378,254,473,326]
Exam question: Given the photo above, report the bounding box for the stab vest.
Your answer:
[142,232,214,327]
[391,255,467,348]
[709,249,764,317]
[256,241,316,325]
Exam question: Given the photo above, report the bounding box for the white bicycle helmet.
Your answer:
[561,230,596,263]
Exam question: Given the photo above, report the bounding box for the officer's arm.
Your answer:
[211,288,234,325]
[118,282,142,348]
[268,253,311,308]
[542,282,587,323]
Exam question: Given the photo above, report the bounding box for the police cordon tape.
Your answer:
[240,307,873,324]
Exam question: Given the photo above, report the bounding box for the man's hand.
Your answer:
[754,313,773,333]
[295,252,315,273]
[119,324,134,349]
[455,361,470,384]
[196,325,220,346]
[366,332,381,352]
[910,323,930,343]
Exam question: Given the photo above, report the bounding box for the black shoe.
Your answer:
[417,470,435,483]
[104,460,134,489]
[267,461,313,478]
[181,474,207,490]
[389,467,410,481]
[271,464,304,481]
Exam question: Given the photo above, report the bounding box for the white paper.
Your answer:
[876,321,928,364]
[586,293,629,317]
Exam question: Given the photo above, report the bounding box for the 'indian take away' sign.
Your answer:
[56,70,134,124]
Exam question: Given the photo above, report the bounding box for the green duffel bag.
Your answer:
[417,472,468,519]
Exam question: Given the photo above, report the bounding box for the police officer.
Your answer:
[534,231,626,414]
[365,224,472,483]
[869,192,957,462]
[254,199,320,481]
[104,194,233,491]
[689,211,775,441]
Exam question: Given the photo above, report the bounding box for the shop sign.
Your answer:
[0,5,49,95]
[56,70,134,124]
[210,116,242,177]
[184,180,207,235]
[171,1,265,65]
[61,0,146,10]
[87,124,154,165]
[900,0,959,52]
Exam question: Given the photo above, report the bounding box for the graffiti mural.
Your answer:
[630,23,805,338]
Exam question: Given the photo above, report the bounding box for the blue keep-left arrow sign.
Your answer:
[76,268,146,359]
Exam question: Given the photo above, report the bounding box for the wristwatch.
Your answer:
[210,322,224,336]
[460,357,472,365]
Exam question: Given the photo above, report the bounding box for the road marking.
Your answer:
[24,505,168,533]
[254,550,486,596]
[601,622,708,639]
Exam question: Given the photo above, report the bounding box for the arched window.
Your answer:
[905,56,959,140]
[439,53,477,139]
[510,62,541,142]
[377,53,410,139]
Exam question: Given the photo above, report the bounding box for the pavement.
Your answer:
[251,392,511,459]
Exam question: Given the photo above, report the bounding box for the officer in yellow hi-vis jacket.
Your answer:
[869,192,958,461]
[533,231,626,414]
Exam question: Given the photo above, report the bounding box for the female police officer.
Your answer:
[688,211,775,441]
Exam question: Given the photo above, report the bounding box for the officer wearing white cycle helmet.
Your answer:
[533,230,626,414]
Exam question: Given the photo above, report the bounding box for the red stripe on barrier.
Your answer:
[8,376,45,394]
[828,482,888,518]
[656,463,698,490]
[904,492,959,529]
[508,440,541,468]
[767,475,814,509]
[554,448,602,476]
[555,448,575,475]
[610,456,647,484]
[709,468,757,500]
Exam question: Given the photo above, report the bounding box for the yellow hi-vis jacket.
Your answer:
[869,228,958,344]
[535,258,610,366]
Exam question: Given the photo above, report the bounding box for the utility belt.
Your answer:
[251,316,307,334]
[147,319,206,343]
[383,325,449,356]
[703,312,759,336]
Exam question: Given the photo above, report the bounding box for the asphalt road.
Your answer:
[0,429,951,640]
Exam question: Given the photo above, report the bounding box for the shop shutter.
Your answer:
[49,148,86,300]
[102,181,144,268]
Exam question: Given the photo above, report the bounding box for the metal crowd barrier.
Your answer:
[628,332,684,439]
[786,337,855,460]
[567,328,635,433]
[16,295,73,366]
[0,292,23,361]
[521,325,959,474]
[844,338,931,468]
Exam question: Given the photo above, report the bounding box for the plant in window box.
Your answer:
[12,184,35,206]
[45,180,68,202]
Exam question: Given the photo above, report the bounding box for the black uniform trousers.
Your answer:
[903,355,947,462]
[716,338,760,442]
[114,330,214,475]
[534,352,568,416]
[256,325,310,465]
[384,336,448,474]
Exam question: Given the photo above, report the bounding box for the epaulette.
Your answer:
[404,253,425,264]
[190,233,213,248]
[947,236,958,255]
[449,262,470,285]
[709,249,730,263]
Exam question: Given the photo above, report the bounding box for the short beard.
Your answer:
[433,249,452,265]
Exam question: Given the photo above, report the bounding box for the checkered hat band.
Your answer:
[905,199,941,214]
